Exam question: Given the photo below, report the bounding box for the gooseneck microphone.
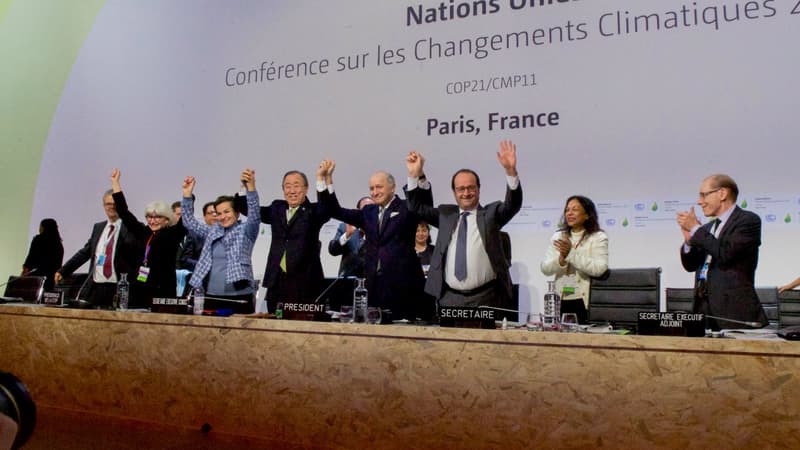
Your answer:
[704,314,764,328]
[314,276,356,304]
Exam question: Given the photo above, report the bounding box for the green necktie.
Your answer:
[280,207,297,272]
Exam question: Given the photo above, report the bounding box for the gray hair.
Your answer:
[144,201,176,225]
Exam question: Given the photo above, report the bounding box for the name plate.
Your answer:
[151,297,191,314]
[42,291,64,306]
[439,306,495,329]
[278,302,329,321]
[637,312,705,337]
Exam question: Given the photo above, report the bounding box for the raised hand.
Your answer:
[182,176,196,198]
[241,169,256,191]
[496,140,517,176]
[406,151,425,177]
[110,168,122,193]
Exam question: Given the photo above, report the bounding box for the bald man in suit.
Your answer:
[320,161,432,321]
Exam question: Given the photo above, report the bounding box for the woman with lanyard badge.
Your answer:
[540,195,609,324]
[110,168,186,307]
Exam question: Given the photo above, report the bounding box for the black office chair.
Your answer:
[588,267,661,330]
[1,276,46,303]
[665,287,694,313]
[778,289,800,327]
[755,287,779,328]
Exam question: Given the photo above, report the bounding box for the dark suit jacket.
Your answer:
[113,192,186,304]
[328,222,366,278]
[323,192,426,319]
[260,197,331,301]
[680,206,767,327]
[177,233,203,271]
[407,183,522,308]
[59,219,140,294]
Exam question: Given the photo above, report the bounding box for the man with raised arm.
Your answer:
[405,140,522,309]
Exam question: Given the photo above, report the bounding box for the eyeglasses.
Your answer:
[698,188,721,199]
[145,215,165,221]
[454,185,478,194]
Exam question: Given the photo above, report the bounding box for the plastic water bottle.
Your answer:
[353,278,368,323]
[193,286,205,315]
[116,274,129,310]
[542,280,561,330]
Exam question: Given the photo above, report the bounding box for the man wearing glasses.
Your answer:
[677,174,768,330]
[406,139,522,309]
[55,190,139,307]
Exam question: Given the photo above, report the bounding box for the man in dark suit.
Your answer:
[55,190,140,307]
[257,166,331,312]
[328,196,373,278]
[677,174,768,330]
[320,161,430,321]
[405,140,522,310]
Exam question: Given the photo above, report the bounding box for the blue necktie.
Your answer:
[455,212,469,281]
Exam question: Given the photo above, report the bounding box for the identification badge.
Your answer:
[137,266,150,282]
[560,274,577,297]
[698,262,709,280]
[97,255,105,266]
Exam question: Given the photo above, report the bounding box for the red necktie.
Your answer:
[103,225,115,278]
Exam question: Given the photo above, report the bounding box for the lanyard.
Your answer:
[142,233,155,266]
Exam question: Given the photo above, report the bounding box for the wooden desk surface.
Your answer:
[2,304,799,449]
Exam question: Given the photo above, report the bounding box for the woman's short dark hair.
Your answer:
[214,195,238,213]
[558,195,602,235]
[417,221,432,245]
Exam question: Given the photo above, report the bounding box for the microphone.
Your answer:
[188,290,249,304]
[73,274,92,303]
[477,305,521,314]
[314,276,356,304]
[198,295,249,304]
[704,314,764,328]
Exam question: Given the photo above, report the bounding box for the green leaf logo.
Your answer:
[741,199,748,208]
[785,214,792,224]
[622,218,629,227]
[651,202,658,212]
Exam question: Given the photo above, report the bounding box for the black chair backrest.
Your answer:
[665,287,694,313]
[3,276,46,303]
[755,287,779,328]
[778,289,800,327]
[58,272,89,301]
[588,267,661,330]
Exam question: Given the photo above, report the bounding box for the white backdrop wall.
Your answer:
[29,0,800,315]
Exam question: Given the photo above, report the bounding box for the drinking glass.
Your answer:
[526,313,542,331]
[339,305,354,323]
[561,313,579,332]
[365,307,382,324]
